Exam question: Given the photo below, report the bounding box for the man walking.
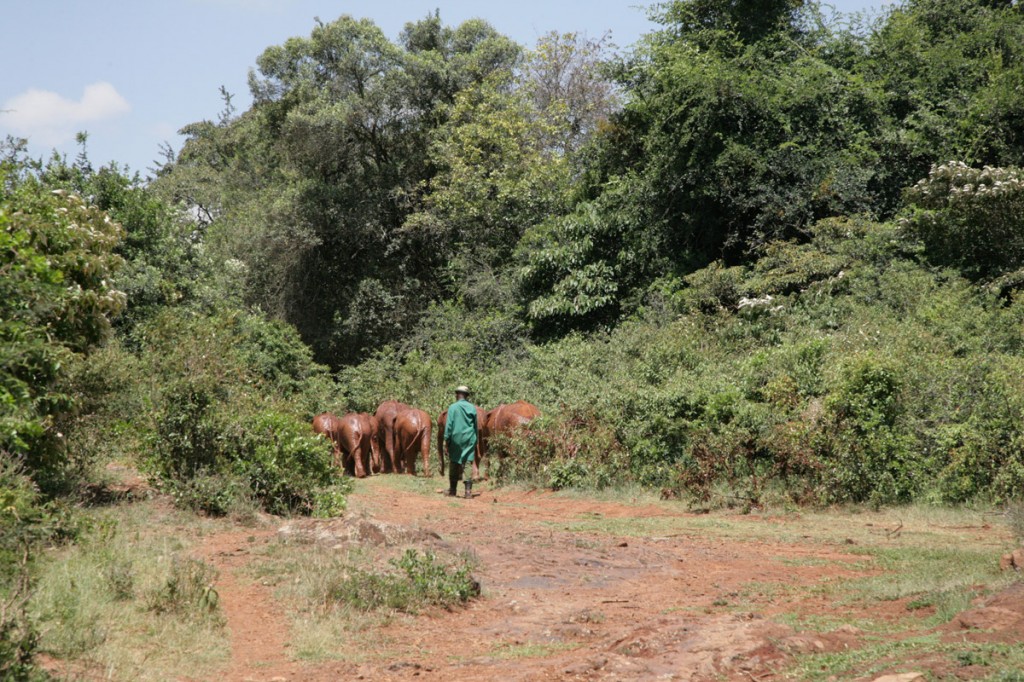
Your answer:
[444,385,478,499]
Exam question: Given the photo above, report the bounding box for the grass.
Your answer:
[554,502,1012,549]
[544,496,1022,678]
[29,500,229,681]
[841,545,1011,619]
[485,640,578,661]
[789,637,1024,681]
[246,529,479,663]
[28,472,1022,678]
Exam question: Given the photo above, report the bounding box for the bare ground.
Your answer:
[189,476,932,682]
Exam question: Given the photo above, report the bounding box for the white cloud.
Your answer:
[1,82,131,146]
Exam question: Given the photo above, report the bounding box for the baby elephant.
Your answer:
[394,408,433,476]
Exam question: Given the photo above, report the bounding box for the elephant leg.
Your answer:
[369,441,381,474]
[437,429,445,477]
[387,426,401,474]
[388,441,398,473]
[421,426,431,477]
[404,442,417,476]
[477,436,488,480]
[370,434,383,476]
[353,445,368,478]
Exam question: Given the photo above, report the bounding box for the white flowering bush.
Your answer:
[901,162,1024,277]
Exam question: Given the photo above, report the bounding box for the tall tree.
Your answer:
[517,0,1024,335]
[156,14,520,365]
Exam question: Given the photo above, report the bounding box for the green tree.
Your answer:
[517,0,1024,335]
[902,162,1024,279]
[156,14,520,366]
[404,73,573,271]
[1,161,125,481]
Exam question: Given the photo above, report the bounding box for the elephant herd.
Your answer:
[312,400,541,480]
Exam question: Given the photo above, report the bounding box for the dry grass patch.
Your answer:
[31,500,229,681]
[246,530,478,663]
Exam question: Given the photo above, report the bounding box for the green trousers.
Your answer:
[449,459,473,486]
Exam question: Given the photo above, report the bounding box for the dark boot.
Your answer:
[464,480,473,499]
[448,464,460,496]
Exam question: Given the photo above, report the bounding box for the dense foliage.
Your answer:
[7,0,1024,672]
[0,144,345,674]
[142,1,1024,508]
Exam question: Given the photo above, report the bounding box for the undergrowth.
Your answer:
[325,549,480,614]
[28,502,228,680]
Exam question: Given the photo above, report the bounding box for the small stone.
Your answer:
[871,674,924,682]
[780,635,826,653]
[833,624,862,635]
[618,541,628,548]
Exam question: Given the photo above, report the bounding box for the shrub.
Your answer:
[821,355,924,504]
[138,309,347,516]
[0,455,72,680]
[902,163,1024,279]
[1,170,125,493]
[326,550,479,614]
[490,411,629,490]
[147,558,221,622]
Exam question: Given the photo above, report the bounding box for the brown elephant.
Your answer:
[437,405,490,480]
[481,401,541,466]
[337,412,380,478]
[394,408,433,476]
[312,412,344,465]
[374,400,411,473]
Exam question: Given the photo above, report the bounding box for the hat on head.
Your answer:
[454,385,471,396]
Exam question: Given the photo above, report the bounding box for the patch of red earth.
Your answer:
[194,480,1019,681]
[190,528,296,682]
[262,481,873,681]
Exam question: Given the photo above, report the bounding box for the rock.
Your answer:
[956,606,1023,631]
[832,624,862,635]
[779,634,826,653]
[870,674,924,682]
[278,516,442,548]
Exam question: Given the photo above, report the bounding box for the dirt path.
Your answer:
[195,528,295,681]
[195,477,888,682]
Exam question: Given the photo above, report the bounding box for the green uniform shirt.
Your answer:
[444,398,478,465]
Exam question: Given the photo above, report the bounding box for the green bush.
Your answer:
[490,411,629,491]
[0,166,125,493]
[902,163,1024,279]
[326,549,479,614]
[137,309,347,516]
[0,458,44,681]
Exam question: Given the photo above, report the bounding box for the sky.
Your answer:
[1,0,891,177]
